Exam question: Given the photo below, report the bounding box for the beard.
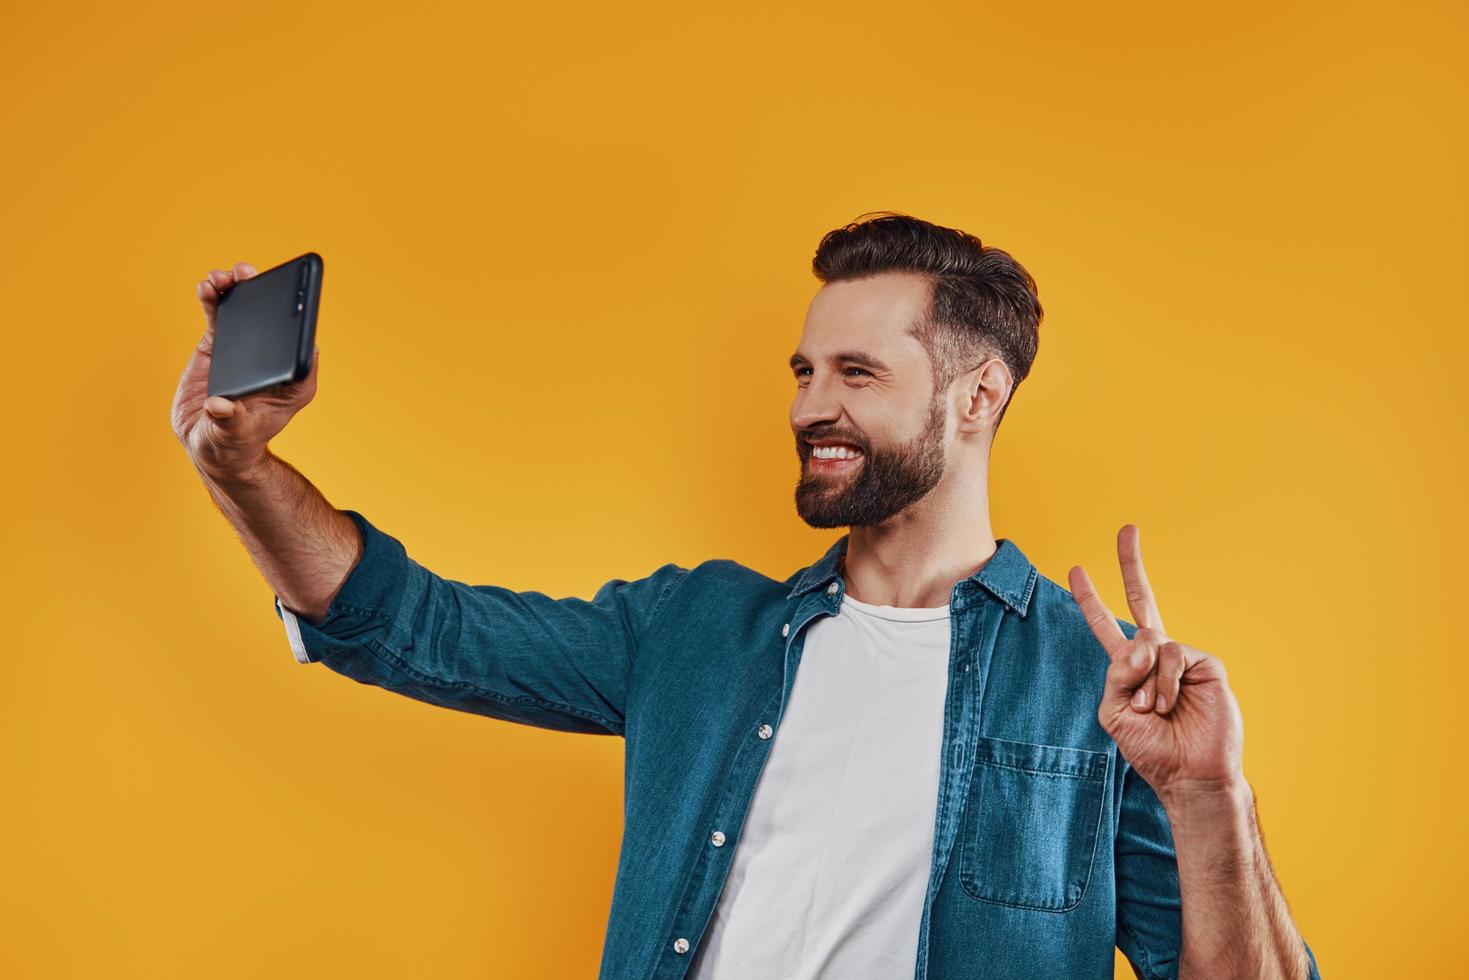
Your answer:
[794,395,947,529]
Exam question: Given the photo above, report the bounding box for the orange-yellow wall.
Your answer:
[3,1,1461,976]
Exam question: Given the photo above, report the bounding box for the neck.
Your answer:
[841,472,997,608]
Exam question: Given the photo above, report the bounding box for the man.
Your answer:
[173,212,1322,979]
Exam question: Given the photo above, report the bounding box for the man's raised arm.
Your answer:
[173,261,688,736]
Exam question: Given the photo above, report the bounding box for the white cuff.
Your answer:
[275,595,311,664]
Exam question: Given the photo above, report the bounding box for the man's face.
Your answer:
[789,271,949,529]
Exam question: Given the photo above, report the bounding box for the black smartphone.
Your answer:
[207,251,324,399]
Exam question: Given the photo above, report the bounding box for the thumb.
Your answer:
[204,395,238,419]
[1102,632,1161,716]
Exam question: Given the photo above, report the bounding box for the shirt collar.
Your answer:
[786,533,1038,617]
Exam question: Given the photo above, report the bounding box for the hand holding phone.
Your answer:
[208,252,322,399]
[170,255,324,482]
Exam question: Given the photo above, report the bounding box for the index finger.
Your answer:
[1067,563,1128,660]
[197,262,259,322]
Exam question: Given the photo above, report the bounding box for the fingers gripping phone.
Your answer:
[207,252,324,399]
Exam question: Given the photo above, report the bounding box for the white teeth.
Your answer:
[812,445,862,460]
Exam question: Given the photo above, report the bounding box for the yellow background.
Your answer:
[2,0,1462,976]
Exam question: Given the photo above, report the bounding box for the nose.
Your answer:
[791,385,842,431]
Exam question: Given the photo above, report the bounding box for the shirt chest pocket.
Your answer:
[957,735,1110,913]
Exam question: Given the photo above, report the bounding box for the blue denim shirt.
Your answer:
[274,510,1322,980]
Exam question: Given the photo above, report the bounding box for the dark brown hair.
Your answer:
[811,211,1042,434]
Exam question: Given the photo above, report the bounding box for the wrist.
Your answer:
[196,449,276,490]
[1159,773,1254,819]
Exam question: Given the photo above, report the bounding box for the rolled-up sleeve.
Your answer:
[1114,761,1184,979]
[275,596,312,664]
[271,509,689,736]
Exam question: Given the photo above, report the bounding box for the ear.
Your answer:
[954,357,1012,437]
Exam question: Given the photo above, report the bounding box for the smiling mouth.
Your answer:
[806,440,864,458]
[808,449,864,473]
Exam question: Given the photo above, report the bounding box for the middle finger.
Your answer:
[1118,524,1167,635]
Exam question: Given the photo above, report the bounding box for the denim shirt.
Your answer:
[274,510,1322,980]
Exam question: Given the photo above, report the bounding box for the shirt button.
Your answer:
[827,581,839,595]
[710,830,726,847]
[673,938,690,954]
[781,622,790,637]
[757,724,773,740]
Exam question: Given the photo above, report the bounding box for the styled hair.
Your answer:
[811,211,1042,434]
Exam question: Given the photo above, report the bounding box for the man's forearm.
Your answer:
[196,452,363,625]
[1162,777,1310,980]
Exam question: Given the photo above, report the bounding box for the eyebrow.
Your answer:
[788,349,893,372]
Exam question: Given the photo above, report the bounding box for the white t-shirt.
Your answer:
[685,589,953,979]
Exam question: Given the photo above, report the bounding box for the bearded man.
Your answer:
[174,211,1322,980]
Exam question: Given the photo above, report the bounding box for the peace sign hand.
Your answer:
[1068,525,1245,802]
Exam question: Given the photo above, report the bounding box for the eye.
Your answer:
[793,366,871,381]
